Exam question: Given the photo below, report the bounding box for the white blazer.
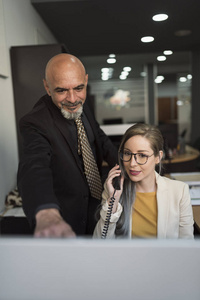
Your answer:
[93,172,194,239]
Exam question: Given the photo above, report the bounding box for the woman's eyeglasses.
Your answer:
[119,150,154,165]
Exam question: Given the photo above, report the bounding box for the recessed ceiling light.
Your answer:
[152,14,168,21]
[121,71,129,76]
[179,77,187,82]
[109,54,116,58]
[163,50,173,55]
[157,75,165,81]
[187,74,192,80]
[141,36,154,43]
[101,68,110,72]
[155,75,165,84]
[101,74,109,80]
[157,55,166,61]
[119,75,127,80]
[101,67,113,80]
[101,67,113,73]
[107,58,116,64]
[123,66,132,72]
[155,78,162,84]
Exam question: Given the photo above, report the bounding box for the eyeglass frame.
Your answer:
[119,150,154,165]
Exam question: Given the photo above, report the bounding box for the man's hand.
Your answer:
[34,208,76,238]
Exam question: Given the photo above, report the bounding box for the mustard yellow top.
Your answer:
[132,192,157,238]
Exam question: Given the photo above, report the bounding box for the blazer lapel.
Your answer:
[156,173,169,238]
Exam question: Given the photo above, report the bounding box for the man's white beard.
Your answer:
[61,105,83,120]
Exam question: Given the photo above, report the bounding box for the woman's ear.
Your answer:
[155,150,163,164]
[159,150,163,162]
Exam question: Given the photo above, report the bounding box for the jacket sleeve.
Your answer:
[93,183,123,239]
[179,183,194,238]
[17,117,60,226]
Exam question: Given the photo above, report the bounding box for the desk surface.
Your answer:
[163,145,199,164]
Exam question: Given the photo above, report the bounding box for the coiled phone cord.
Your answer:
[101,189,116,239]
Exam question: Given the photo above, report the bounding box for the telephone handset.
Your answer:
[101,174,121,239]
[112,175,121,190]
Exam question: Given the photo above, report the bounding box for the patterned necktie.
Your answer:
[75,116,102,200]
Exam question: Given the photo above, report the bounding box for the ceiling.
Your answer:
[31,0,200,80]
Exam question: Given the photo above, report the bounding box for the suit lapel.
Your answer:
[44,95,101,179]
[44,95,83,171]
[55,118,77,156]
[156,173,169,238]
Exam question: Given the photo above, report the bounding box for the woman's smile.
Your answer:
[129,170,141,176]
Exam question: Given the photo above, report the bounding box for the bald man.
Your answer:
[17,54,118,237]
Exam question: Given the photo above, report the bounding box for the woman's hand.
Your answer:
[105,165,124,213]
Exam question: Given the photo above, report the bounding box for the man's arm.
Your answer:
[17,117,60,226]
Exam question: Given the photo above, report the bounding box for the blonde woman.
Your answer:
[94,123,194,239]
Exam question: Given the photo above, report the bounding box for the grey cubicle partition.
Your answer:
[0,238,200,300]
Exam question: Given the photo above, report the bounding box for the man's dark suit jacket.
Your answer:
[17,94,118,235]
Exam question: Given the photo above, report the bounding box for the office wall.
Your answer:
[90,78,145,125]
[0,0,57,212]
